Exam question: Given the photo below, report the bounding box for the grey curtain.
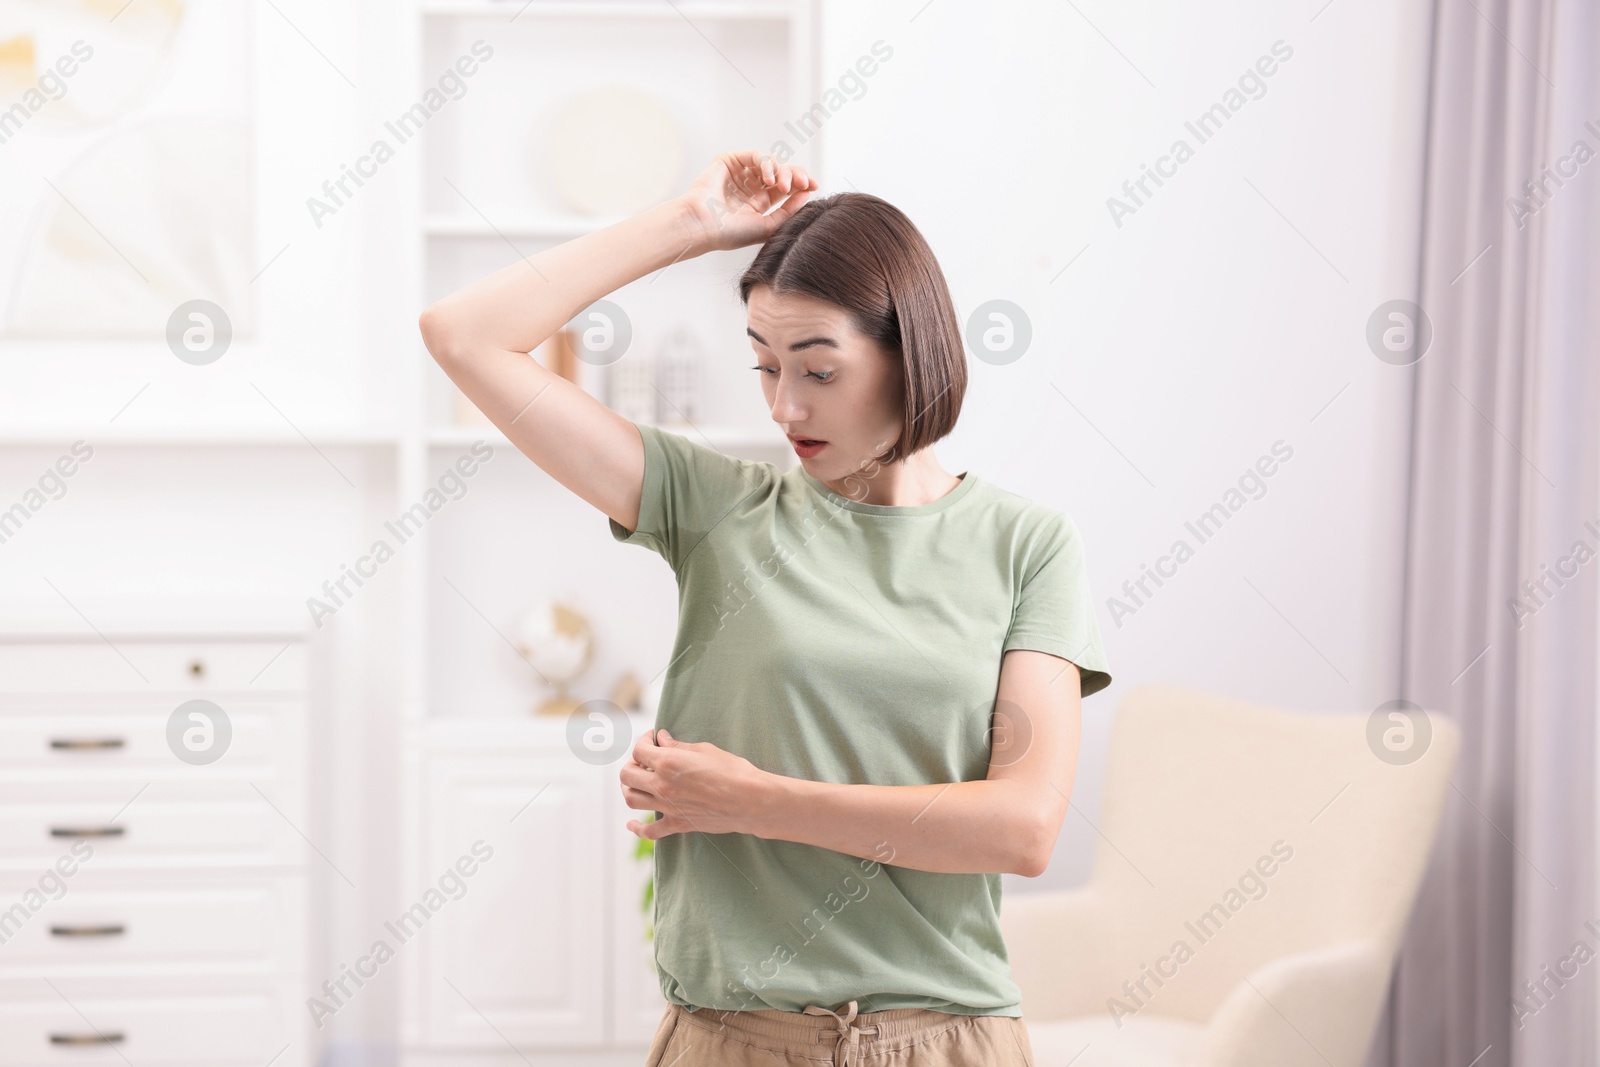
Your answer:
[1374,0,1600,1065]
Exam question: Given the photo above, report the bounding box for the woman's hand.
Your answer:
[620,728,769,839]
[677,150,818,253]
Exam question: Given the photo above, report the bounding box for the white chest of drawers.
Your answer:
[0,619,313,1066]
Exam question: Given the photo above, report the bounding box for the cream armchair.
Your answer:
[1001,685,1460,1067]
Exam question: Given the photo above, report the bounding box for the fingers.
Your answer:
[721,151,768,198]
[628,806,685,839]
[770,178,816,223]
[651,728,711,751]
[618,759,657,794]
[722,148,765,173]
[758,157,815,196]
[720,150,817,203]
[780,161,816,193]
[627,819,672,844]
[620,783,660,810]
[629,728,662,768]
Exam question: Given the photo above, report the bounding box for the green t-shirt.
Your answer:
[608,421,1112,1017]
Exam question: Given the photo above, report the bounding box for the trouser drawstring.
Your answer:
[803,1000,879,1067]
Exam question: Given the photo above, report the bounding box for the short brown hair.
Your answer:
[737,192,967,465]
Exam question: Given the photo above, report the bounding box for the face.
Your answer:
[746,285,904,479]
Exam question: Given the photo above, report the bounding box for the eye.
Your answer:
[748,365,834,383]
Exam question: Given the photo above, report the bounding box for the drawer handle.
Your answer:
[189,658,206,678]
[49,1032,125,1045]
[49,738,126,751]
[49,826,125,838]
[50,924,126,938]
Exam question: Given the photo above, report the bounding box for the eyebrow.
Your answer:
[746,327,839,352]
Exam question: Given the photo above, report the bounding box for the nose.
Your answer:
[766,374,806,424]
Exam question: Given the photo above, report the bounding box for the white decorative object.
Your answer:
[653,326,701,428]
[512,600,594,717]
[545,86,683,217]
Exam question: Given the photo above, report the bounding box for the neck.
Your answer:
[816,450,961,507]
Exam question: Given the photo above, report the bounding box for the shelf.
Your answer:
[22,429,401,447]
[0,595,311,638]
[420,1,795,21]
[0,426,401,448]
[409,0,816,752]
[426,423,791,451]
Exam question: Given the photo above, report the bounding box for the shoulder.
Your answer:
[975,478,1085,554]
[639,422,779,491]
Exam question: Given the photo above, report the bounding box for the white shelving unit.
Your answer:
[402,0,816,723]
[0,2,819,1058]
[397,1,820,1062]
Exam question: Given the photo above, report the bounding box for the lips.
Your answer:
[788,435,827,457]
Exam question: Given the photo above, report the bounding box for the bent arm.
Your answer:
[417,198,703,531]
[751,776,1043,876]
[747,651,1083,878]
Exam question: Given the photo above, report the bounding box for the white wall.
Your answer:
[815,0,1432,891]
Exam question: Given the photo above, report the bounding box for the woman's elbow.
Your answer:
[418,305,463,363]
[1013,848,1050,879]
[1011,812,1057,878]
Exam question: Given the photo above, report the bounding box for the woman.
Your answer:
[419,150,1111,1067]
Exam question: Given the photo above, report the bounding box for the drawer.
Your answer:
[0,876,302,970]
[0,641,307,696]
[0,704,298,773]
[0,778,308,871]
[0,980,294,1065]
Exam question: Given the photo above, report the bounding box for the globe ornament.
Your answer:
[513,599,595,716]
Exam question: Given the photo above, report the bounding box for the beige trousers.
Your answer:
[643,999,1036,1067]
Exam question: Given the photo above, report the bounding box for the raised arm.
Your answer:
[417,199,700,532]
[416,151,817,532]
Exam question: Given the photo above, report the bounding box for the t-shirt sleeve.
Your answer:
[607,421,771,573]
[1002,513,1113,698]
